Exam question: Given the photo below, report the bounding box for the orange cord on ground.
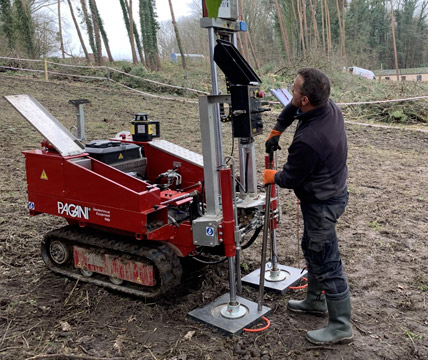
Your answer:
[288,276,308,290]
[243,316,271,332]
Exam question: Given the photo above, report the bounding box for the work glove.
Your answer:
[263,169,278,185]
[265,129,282,154]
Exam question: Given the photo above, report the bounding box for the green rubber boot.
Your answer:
[306,292,353,345]
[287,273,327,316]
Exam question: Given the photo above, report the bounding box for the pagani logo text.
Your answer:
[57,202,90,220]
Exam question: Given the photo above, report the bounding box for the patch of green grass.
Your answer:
[406,330,422,341]
[368,220,382,231]
[241,263,249,272]
[418,284,428,292]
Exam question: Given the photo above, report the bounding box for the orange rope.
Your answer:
[243,316,271,332]
[288,276,308,290]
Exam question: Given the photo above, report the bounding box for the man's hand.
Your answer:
[263,169,278,185]
[265,130,282,153]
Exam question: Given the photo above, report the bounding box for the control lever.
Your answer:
[252,108,271,114]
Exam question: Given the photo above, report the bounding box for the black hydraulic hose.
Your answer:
[190,226,263,264]
[240,226,263,250]
[190,255,228,265]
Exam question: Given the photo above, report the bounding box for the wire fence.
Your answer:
[0,56,207,104]
[1,56,427,108]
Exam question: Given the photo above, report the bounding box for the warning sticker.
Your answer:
[118,153,124,160]
[40,170,48,180]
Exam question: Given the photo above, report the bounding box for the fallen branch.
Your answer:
[24,354,124,360]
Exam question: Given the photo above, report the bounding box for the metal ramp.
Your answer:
[4,94,85,157]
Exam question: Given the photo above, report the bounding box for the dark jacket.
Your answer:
[273,99,348,203]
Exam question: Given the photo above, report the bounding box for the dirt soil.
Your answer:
[1,75,428,360]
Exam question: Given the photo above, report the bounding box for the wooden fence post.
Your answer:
[44,58,49,81]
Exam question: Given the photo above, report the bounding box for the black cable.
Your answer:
[190,255,228,265]
[240,226,263,250]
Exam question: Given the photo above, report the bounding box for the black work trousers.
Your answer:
[300,188,349,300]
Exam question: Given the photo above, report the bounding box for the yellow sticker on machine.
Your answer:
[148,124,153,135]
[131,125,135,135]
[118,153,124,160]
[40,170,48,180]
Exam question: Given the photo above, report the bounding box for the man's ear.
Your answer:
[301,95,310,106]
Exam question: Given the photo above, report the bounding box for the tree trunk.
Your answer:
[1,0,15,50]
[80,0,97,62]
[238,0,250,61]
[290,0,298,58]
[128,0,138,64]
[301,0,309,51]
[308,0,319,50]
[58,0,65,58]
[67,0,90,61]
[121,0,145,65]
[390,0,400,80]
[335,0,343,55]
[17,0,35,57]
[168,0,186,70]
[91,0,114,62]
[274,0,291,65]
[247,31,260,72]
[341,0,346,64]
[297,0,306,56]
[89,0,102,65]
[325,0,332,57]
[321,0,326,54]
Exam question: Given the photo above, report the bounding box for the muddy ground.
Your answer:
[0,75,427,360]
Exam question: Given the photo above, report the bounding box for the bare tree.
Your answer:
[80,0,97,61]
[273,0,290,65]
[90,0,113,62]
[390,0,399,80]
[58,0,65,58]
[335,0,346,63]
[308,0,319,50]
[128,0,138,64]
[67,0,90,61]
[168,0,186,69]
[238,0,250,61]
[120,0,145,64]
[297,0,306,56]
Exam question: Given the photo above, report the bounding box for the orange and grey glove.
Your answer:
[265,129,282,154]
[263,169,278,185]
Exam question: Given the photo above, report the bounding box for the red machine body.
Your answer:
[23,140,204,258]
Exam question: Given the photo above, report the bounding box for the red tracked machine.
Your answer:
[6,3,304,335]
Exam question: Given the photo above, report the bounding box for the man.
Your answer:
[263,68,352,345]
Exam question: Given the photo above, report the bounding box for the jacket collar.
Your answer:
[295,100,331,122]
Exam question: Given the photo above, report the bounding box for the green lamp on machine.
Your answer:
[131,113,160,141]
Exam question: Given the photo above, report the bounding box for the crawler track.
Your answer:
[41,225,182,298]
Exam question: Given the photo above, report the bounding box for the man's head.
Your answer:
[291,68,330,112]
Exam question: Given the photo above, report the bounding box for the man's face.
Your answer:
[291,75,306,108]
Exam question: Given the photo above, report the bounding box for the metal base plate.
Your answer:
[241,263,307,294]
[188,293,271,336]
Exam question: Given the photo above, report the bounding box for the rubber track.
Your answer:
[41,225,182,298]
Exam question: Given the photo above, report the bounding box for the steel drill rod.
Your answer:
[235,248,242,295]
[269,150,279,271]
[228,257,237,303]
[258,185,271,311]
[270,229,279,271]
